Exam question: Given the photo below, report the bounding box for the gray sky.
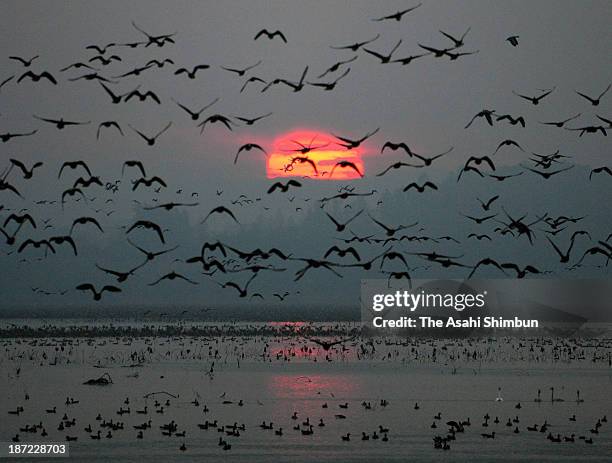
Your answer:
[0,1,610,317]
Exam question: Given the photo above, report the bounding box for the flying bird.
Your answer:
[235,143,266,164]
[221,60,262,76]
[506,35,519,47]
[126,220,166,243]
[96,121,124,139]
[201,206,239,224]
[34,115,90,129]
[8,159,42,179]
[439,27,471,48]
[17,70,57,84]
[333,128,379,149]
[267,180,302,194]
[513,87,555,105]
[70,217,104,234]
[254,29,287,43]
[173,97,219,120]
[325,209,364,232]
[149,271,198,286]
[76,284,121,301]
[9,55,39,67]
[575,84,610,106]
[174,64,210,79]
[330,35,379,52]
[363,40,403,64]
[129,122,172,146]
[329,161,364,178]
[403,181,438,193]
[372,4,422,21]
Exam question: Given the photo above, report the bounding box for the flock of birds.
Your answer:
[1,4,610,460]
[2,328,611,454]
[1,5,611,305]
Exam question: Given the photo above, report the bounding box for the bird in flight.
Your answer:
[234,112,272,125]
[325,209,364,232]
[575,84,610,106]
[330,35,379,52]
[129,122,172,146]
[174,64,211,79]
[372,4,422,21]
[267,180,301,194]
[221,60,262,76]
[506,35,519,47]
[439,27,471,48]
[254,29,287,43]
[333,128,379,149]
[34,115,90,129]
[9,55,39,67]
[201,206,239,224]
[76,283,121,301]
[17,70,57,85]
[235,143,266,164]
[329,161,364,178]
[513,87,555,105]
[173,97,219,121]
[364,40,403,64]
[465,109,496,128]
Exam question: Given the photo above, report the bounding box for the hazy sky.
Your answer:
[0,1,610,316]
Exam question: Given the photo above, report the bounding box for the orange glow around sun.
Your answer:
[267,129,364,180]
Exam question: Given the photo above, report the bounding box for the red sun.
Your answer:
[267,130,364,180]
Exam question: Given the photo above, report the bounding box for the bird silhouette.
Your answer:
[403,181,437,193]
[9,55,39,67]
[129,122,172,146]
[506,35,519,46]
[589,166,611,180]
[439,27,471,48]
[173,97,219,121]
[132,176,166,191]
[539,113,581,128]
[575,84,610,106]
[124,89,161,104]
[317,56,357,79]
[8,159,42,179]
[126,220,166,243]
[267,180,301,194]
[198,114,234,133]
[325,209,363,232]
[221,60,262,76]
[330,35,379,51]
[235,143,266,164]
[76,284,121,301]
[254,29,287,43]
[17,70,57,85]
[96,121,124,140]
[329,161,364,178]
[201,206,239,224]
[513,87,555,105]
[70,217,104,234]
[149,272,198,286]
[372,4,422,21]
[34,115,90,129]
[333,128,379,149]
[363,41,402,64]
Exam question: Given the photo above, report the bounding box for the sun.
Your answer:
[267,130,364,180]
